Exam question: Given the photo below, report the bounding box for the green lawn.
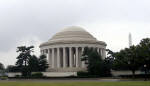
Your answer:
[0,81,150,86]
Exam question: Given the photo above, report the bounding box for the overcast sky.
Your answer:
[0,0,150,67]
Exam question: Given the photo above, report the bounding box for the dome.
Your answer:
[60,26,87,32]
[49,26,96,42]
[40,26,106,47]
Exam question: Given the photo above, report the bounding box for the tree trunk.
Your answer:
[25,60,27,67]
[132,70,135,79]
[144,68,147,81]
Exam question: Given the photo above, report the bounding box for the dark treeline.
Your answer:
[1,38,150,78]
[107,38,150,78]
[6,46,49,77]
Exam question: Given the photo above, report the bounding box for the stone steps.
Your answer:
[47,68,87,72]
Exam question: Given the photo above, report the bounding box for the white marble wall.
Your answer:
[40,44,106,72]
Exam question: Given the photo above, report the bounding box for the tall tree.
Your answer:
[6,65,20,72]
[38,55,49,72]
[0,62,4,70]
[28,55,39,72]
[16,46,34,77]
[81,47,109,76]
[138,38,150,71]
[126,46,140,78]
[109,46,141,78]
[105,38,150,78]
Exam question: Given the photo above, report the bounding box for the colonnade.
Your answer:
[41,47,106,69]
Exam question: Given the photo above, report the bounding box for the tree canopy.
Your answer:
[108,38,150,78]
[138,38,150,70]
[0,62,4,70]
[16,46,34,67]
[38,55,49,72]
[15,45,48,77]
[81,47,111,77]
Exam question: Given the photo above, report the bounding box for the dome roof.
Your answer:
[60,26,87,32]
[40,26,106,47]
[49,26,97,42]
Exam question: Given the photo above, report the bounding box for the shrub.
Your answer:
[0,76,8,80]
[31,72,43,78]
[15,75,21,78]
[120,74,150,78]
[77,71,89,77]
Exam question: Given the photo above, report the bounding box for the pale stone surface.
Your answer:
[7,73,21,77]
[42,72,77,77]
[40,26,107,72]
[111,70,142,77]
[7,72,77,77]
[7,70,142,77]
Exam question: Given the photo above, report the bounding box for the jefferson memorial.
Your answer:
[40,26,107,72]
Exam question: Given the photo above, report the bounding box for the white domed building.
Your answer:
[40,26,107,73]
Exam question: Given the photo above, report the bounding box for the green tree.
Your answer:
[107,49,129,70]
[103,50,114,76]
[28,54,48,72]
[38,55,49,72]
[28,55,39,72]
[81,47,110,76]
[105,49,115,69]
[109,46,141,78]
[126,46,140,78]
[16,46,34,77]
[138,38,150,72]
[6,65,20,72]
[105,38,150,78]
[0,62,4,70]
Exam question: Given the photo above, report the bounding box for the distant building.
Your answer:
[39,26,107,72]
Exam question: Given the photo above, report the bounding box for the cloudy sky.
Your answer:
[0,0,150,67]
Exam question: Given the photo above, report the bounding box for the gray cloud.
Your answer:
[0,0,150,65]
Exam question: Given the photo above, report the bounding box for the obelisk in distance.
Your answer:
[129,33,132,47]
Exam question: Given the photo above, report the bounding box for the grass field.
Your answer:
[0,81,150,86]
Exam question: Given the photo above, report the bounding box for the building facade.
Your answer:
[39,26,107,72]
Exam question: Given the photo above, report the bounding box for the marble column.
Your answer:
[96,48,101,59]
[100,48,103,58]
[81,47,85,68]
[78,48,82,67]
[47,49,50,66]
[52,48,54,68]
[63,47,66,68]
[57,48,60,68]
[102,48,106,59]
[104,49,106,59]
[43,50,45,55]
[44,49,47,58]
[97,48,99,54]
[47,49,49,63]
[40,50,42,55]
[69,47,73,68]
[75,47,79,67]
[49,49,52,68]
